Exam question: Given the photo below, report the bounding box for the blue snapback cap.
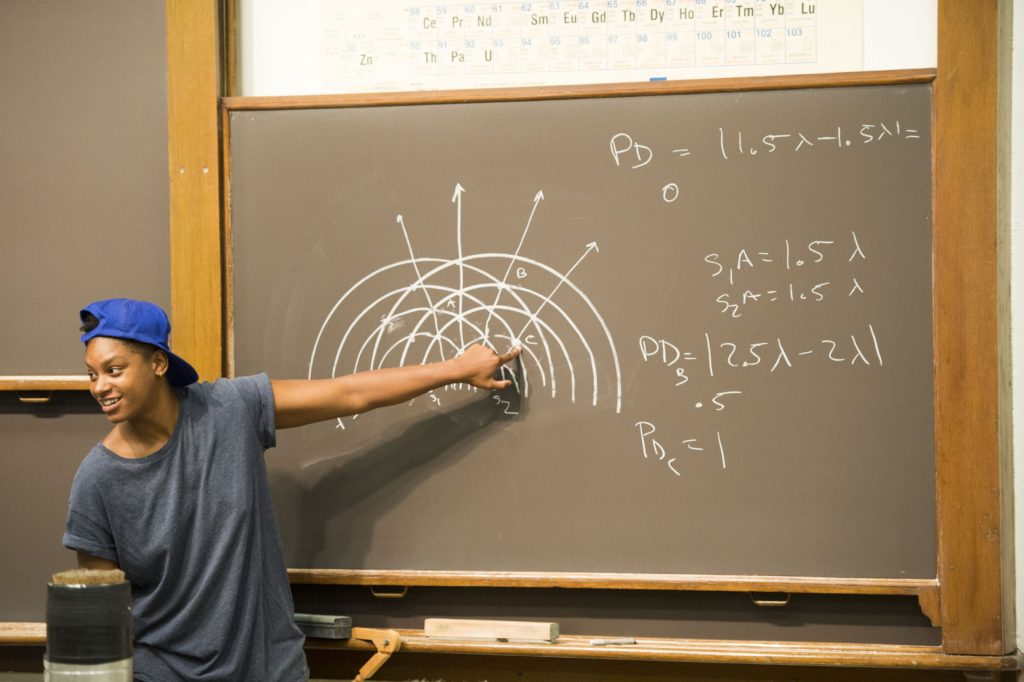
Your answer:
[80,298,199,387]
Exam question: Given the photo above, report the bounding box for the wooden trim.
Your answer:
[0,376,90,391]
[222,69,935,112]
[222,0,238,98]
[4,622,1020,672]
[918,585,942,628]
[166,0,223,382]
[933,0,1005,654]
[0,623,44,645]
[316,632,1024,671]
[220,101,235,378]
[287,569,935,596]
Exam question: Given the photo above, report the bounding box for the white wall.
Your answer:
[862,0,936,70]
[239,0,320,96]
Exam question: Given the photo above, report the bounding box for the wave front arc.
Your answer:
[308,253,622,418]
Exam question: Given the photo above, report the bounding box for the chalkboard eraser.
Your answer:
[649,76,667,81]
[424,618,558,643]
[293,613,353,639]
[590,637,637,646]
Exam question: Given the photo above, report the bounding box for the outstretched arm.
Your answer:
[271,344,521,429]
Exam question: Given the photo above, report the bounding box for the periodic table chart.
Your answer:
[318,0,864,92]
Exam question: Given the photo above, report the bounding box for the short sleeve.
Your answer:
[63,463,118,563]
[226,373,277,450]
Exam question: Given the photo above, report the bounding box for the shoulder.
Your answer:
[180,374,271,408]
[182,375,275,442]
[69,443,114,497]
[76,441,113,472]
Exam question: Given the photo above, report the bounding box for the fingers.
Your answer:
[469,376,511,391]
[458,344,521,390]
[486,349,518,391]
[498,345,522,365]
[466,343,520,362]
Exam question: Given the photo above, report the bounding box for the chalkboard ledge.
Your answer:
[0,376,90,392]
[4,623,1021,672]
[313,631,1022,671]
[288,569,937,596]
[0,622,44,644]
[290,570,943,625]
[0,375,91,408]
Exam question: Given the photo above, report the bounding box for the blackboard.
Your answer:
[0,0,170,377]
[226,82,935,581]
[0,0,170,624]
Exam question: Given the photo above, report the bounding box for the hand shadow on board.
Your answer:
[272,383,525,569]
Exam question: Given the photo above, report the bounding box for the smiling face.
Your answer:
[84,337,169,423]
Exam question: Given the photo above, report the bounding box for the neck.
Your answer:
[108,383,180,459]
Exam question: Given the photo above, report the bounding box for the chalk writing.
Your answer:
[610,117,921,206]
[308,184,623,430]
[636,420,728,478]
[703,232,867,317]
[634,320,883,480]
[717,120,921,159]
[608,121,920,171]
[704,232,865,279]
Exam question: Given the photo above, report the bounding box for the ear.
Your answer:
[152,349,171,379]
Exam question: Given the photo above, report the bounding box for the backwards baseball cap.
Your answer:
[80,298,199,387]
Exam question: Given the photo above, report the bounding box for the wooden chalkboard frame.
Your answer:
[214,30,999,655]
[221,70,939,593]
[0,0,1007,673]
[207,3,1006,660]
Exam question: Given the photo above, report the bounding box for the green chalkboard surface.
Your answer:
[227,83,934,580]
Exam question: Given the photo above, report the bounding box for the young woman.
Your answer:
[64,298,520,681]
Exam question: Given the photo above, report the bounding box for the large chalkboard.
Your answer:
[0,0,170,377]
[226,82,934,580]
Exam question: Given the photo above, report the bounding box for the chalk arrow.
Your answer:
[451,183,466,348]
[516,241,599,340]
[484,190,546,341]
[396,214,444,353]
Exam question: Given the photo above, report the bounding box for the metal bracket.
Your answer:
[350,627,402,682]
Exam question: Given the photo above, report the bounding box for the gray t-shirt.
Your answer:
[63,374,308,681]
